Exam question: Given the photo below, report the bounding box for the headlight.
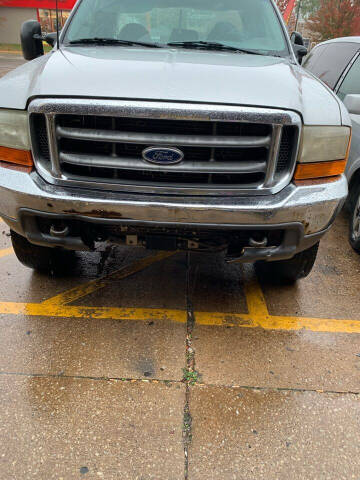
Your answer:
[299,126,351,163]
[0,109,33,167]
[295,126,351,181]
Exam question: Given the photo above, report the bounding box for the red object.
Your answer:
[0,0,75,8]
[282,0,297,23]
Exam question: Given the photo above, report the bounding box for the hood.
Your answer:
[0,46,342,125]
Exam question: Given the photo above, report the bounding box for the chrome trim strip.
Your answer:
[57,126,272,148]
[60,152,267,174]
[45,114,61,178]
[29,98,301,125]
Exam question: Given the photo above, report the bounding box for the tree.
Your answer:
[301,0,320,17]
[307,0,360,41]
[276,0,318,17]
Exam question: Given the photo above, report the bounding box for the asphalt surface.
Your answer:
[0,53,25,77]
[1,53,360,479]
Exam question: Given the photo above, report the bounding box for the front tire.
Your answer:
[11,230,76,274]
[348,183,360,253]
[256,242,319,284]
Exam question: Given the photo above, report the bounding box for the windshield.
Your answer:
[63,0,289,56]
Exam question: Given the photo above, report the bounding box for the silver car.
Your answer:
[303,37,360,252]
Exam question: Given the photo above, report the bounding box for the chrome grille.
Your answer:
[29,99,301,196]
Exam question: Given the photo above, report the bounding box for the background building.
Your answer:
[0,0,75,44]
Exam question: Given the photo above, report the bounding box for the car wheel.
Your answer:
[256,242,319,284]
[11,230,76,274]
[349,183,360,253]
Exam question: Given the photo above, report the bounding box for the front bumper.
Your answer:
[0,167,348,262]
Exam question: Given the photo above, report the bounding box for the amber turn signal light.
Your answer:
[294,159,347,181]
[0,146,33,167]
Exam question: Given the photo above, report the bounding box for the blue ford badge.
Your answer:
[142,147,184,165]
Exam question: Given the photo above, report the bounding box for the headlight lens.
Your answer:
[299,126,351,163]
[0,109,30,150]
[0,109,33,168]
[294,126,351,182]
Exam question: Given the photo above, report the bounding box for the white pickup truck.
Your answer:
[0,0,352,283]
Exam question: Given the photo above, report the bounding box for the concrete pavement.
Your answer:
[1,212,360,479]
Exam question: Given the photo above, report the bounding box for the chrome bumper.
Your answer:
[0,168,348,261]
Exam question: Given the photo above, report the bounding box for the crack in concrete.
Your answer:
[0,371,178,384]
[0,372,359,396]
[194,383,360,396]
[183,253,199,480]
[183,253,192,480]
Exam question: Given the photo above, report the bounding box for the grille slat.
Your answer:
[62,164,264,186]
[59,152,268,174]
[29,99,300,196]
[57,126,272,149]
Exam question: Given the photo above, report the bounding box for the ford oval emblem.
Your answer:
[142,147,184,165]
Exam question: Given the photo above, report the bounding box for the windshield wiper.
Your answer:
[167,41,265,56]
[68,38,162,48]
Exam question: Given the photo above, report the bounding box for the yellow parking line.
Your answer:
[255,314,360,333]
[1,244,360,334]
[0,247,13,259]
[0,302,187,323]
[243,275,269,316]
[195,311,360,333]
[42,251,176,306]
[0,301,359,333]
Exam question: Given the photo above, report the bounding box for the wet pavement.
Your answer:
[1,53,360,479]
[0,53,24,78]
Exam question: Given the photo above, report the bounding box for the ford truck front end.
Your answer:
[0,0,352,282]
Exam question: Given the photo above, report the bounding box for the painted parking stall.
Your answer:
[2,208,360,479]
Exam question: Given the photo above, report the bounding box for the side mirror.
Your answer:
[291,31,304,46]
[45,32,57,47]
[293,44,308,64]
[290,32,307,64]
[344,94,360,115]
[20,20,44,60]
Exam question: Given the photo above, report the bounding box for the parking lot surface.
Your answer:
[0,53,24,77]
[1,54,360,479]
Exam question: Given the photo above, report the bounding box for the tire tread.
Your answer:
[256,242,319,284]
[11,231,75,274]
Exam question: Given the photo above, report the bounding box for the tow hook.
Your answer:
[249,237,268,248]
[50,224,70,238]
